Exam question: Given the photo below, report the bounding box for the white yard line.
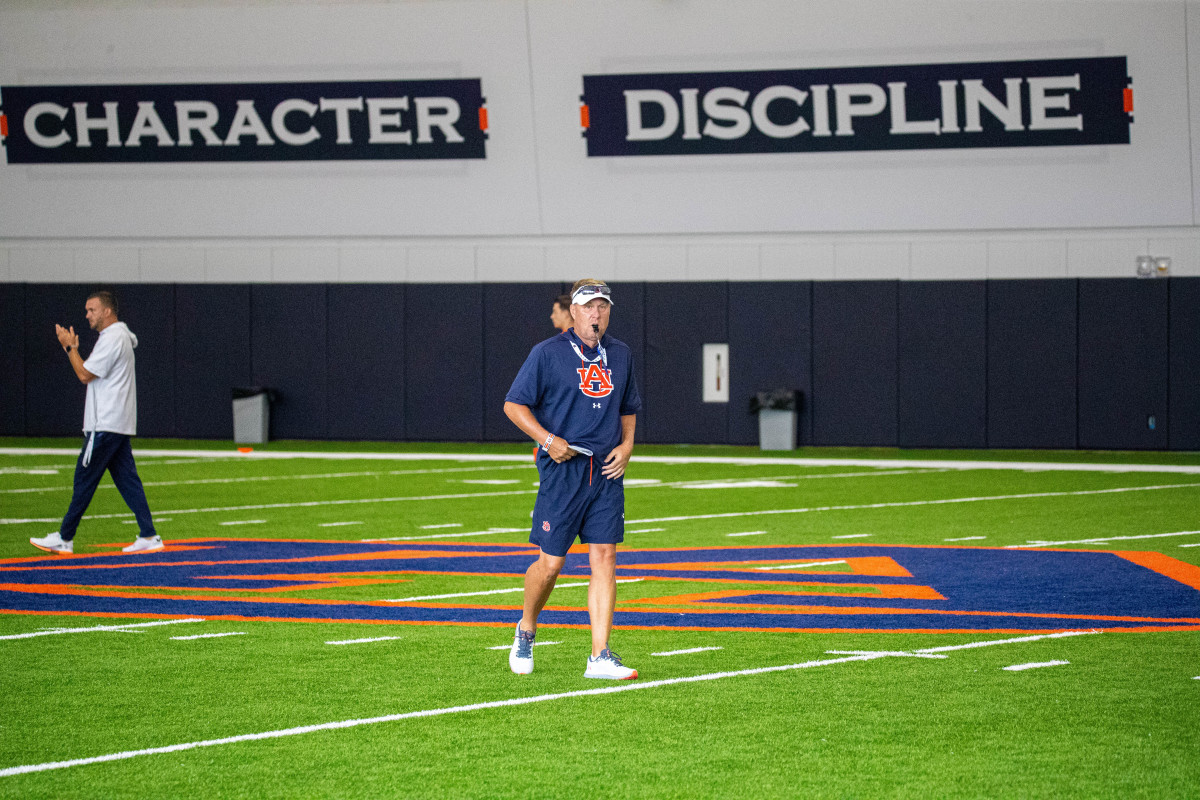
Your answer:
[755,560,847,570]
[0,630,1100,779]
[486,641,564,650]
[170,632,247,641]
[385,578,643,603]
[945,536,987,542]
[626,483,1200,526]
[218,520,266,526]
[627,528,665,533]
[0,618,205,641]
[726,531,768,537]
[318,521,364,528]
[3,447,1200,473]
[363,527,527,542]
[831,534,872,539]
[651,647,724,657]
[420,523,463,529]
[10,481,1196,529]
[1009,530,1200,548]
[915,630,1100,653]
[1003,660,1069,671]
[326,636,403,646]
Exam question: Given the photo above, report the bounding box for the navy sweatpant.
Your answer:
[60,432,156,541]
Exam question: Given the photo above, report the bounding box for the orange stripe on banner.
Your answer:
[580,104,590,128]
[0,114,8,138]
[1123,87,1134,113]
[478,107,488,132]
[1114,550,1200,591]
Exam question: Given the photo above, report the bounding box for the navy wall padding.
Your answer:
[986,280,1078,449]
[251,285,328,440]
[115,284,176,438]
[0,284,25,435]
[898,281,987,448]
[1077,279,1169,450]
[483,283,567,441]
[643,282,728,444]
[23,285,93,437]
[727,282,812,446]
[327,285,407,441]
[1169,278,1200,450]
[174,285,251,439]
[604,282,647,443]
[812,281,898,446]
[404,284,483,441]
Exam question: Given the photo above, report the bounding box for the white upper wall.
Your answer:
[1,0,1199,281]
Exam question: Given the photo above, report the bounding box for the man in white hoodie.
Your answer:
[30,291,162,555]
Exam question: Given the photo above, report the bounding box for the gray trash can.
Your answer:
[232,387,272,444]
[751,390,801,451]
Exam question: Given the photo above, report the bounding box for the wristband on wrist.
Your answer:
[542,433,554,451]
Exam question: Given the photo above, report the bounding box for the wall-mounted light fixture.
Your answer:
[1136,255,1170,278]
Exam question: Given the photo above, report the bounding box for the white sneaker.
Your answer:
[584,648,638,680]
[30,532,73,555]
[122,535,164,553]
[509,623,535,675]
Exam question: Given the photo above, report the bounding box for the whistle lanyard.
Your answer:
[569,339,608,369]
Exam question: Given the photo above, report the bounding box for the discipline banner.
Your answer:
[581,57,1132,157]
[0,78,488,163]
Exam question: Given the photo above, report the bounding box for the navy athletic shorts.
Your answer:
[529,450,625,558]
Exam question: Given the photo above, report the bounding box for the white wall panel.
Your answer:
[9,247,75,282]
[476,245,546,282]
[835,241,910,280]
[339,246,407,283]
[0,249,10,282]
[271,246,339,283]
[910,240,988,280]
[614,244,688,281]
[545,245,616,284]
[686,244,760,280]
[407,246,474,282]
[1066,238,1148,278]
[204,246,271,283]
[139,246,205,283]
[1148,235,1200,275]
[986,239,1068,279]
[761,243,835,280]
[75,247,140,284]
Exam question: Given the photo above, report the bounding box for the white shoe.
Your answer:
[585,648,638,680]
[509,623,535,675]
[122,535,164,553]
[30,532,73,555]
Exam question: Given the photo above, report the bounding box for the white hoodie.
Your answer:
[82,321,138,435]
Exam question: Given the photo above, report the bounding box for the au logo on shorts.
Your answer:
[542,521,551,532]
[577,364,614,397]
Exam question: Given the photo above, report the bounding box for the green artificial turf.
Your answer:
[0,438,1198,798]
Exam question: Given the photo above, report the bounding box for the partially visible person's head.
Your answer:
[85,290,119,331]
[551,294,573,332]
[568,279,613,341]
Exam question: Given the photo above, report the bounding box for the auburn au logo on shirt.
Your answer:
[577,363,614,397]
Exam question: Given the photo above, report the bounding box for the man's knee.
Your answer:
[588,543,616,569]
[534,550,566,577]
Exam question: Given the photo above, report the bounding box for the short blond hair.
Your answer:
[569,278,607,298]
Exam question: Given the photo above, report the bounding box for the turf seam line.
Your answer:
[0,630,1100,779]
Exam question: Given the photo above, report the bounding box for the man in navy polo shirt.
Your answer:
[503,279,641,679]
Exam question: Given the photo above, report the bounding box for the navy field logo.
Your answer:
[580,57,1133,157]
[0,79,487,164]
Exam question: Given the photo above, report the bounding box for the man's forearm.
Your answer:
[65,347,95,384]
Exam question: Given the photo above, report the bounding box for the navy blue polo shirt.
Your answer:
[506,328,642,458]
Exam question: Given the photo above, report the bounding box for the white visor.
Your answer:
[571,284,614,306]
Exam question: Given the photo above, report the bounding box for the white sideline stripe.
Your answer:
[384,578,643,603]
[1003,660,1070,671]
[420,523,463,529]
[0,490,540,525]
[826,650,947,660]
[318,521,364,528]
[1180,543,1200,548]
[0,618,205,641]
[726,531,767,537]
[218,520,266,526]
[326,636,403,646]
[0,464,538,494]
[626,483,1200,525]
[170,632,247,641]
[651,647,724,657]
[945,536,987,542]
[0,630,1099,779]
[11,481,1197,529]
[1008,530,1200,548]
[755,560,846,571]
[914,630,1100,653]
[3,447,1200,473]
[831,534,871,539]
[363,527,526,542]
